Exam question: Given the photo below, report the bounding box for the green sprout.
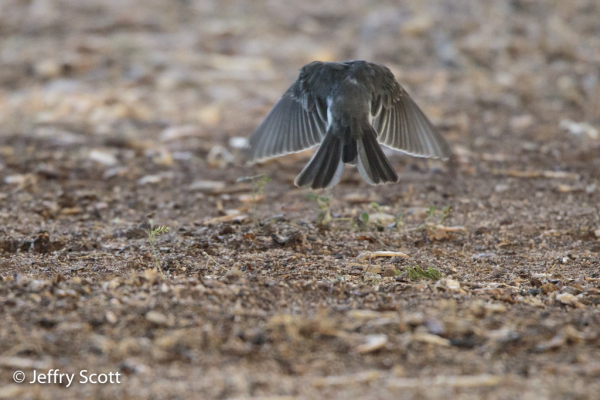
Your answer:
[405,204,451,233]
[237,174,271,225]
[390,212,404,230]
[361,212,370,224]
[146,225,169,272]
[406,265,442,281]
[441,205,452,223]
[369,202,382,213]
[426,205,436,222]
[306,194,332,225]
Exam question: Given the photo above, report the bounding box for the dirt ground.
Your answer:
[1,0,600,399]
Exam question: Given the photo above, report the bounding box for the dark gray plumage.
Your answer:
[246,60,452,189]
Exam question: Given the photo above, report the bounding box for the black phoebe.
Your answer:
[246,60,452,189]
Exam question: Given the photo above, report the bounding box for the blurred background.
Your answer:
[1,0,599,185]
[2,2,600,399]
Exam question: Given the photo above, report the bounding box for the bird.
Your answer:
[245,60,452,189]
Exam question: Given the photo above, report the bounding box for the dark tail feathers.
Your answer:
[356,125,398,185]
[294,132,344,189]
[342,138,357,165]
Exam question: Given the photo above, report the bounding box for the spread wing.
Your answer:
[370,64,452,159]
[246,61,349,162]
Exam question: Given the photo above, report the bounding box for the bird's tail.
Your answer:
[294,131,344,189]
[356,123,398,185]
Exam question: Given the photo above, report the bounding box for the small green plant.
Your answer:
[146,225,169,272]
[441,205,452,223]
[406,265,442,281]
[404,204,453,233]
[426,205,436,222]
[361,212,370,224]
[352,202,384,230]
[237,174,271,225]
[306,194,332,225]
[369,202,382,213]
[391,212,404,230]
